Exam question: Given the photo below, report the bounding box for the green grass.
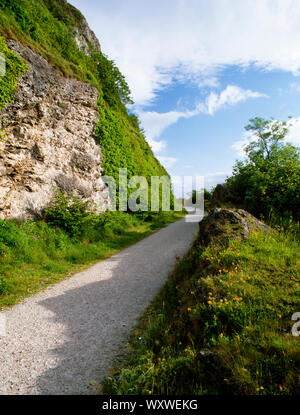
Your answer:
[103,224,300,395]
[0,35,27,110]
[0,210,185,309]
[0,0,98,84]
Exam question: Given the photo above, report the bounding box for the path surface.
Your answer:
[0,212,199,395]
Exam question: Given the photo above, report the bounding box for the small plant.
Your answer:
[0,215,39,259]
[0,278,11,295]
[44,190,93,239]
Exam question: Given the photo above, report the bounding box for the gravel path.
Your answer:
[0,213,199,395]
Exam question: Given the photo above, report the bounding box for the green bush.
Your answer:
[0,35,27,110]
[44,191,93,239]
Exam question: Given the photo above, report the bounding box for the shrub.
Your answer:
[0,219,25,248]
[44,191,93,239]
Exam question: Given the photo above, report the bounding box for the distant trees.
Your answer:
[226,117,300,221]
[184,189,212,209]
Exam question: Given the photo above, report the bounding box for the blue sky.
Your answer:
[71,0,300,193]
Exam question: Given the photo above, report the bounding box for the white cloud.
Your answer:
[290,83,300,93]
[171,171,230,196]
[147,138,166,153]
[232,117,300,156]
[137,85,266,152]
[286,117,300,145]
[205,86,267,115]
[136,107,199,147]
[157,156,178,168]
[231,137,252,157]
[203,172,231,189]
[231,131,258,157]
[71,0,300,106]
[197,77,220,89]
[137,110,186,141]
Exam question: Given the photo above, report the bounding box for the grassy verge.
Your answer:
[103,225,300,395]
[0,210,185,310]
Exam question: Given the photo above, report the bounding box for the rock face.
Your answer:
[73,15,101,54]
[199,208,269,246]
[0,40,110,219]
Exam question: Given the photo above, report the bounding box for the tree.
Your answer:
[95,52,133,110]
[244,117,288,161]
[226,117,300,221]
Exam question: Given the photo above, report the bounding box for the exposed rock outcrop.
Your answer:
[199,208,269,246]
[0,40,109,219]
[73,15,101,54]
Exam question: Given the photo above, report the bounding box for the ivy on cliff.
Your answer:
[0,35,27,111]
[95,99,169,204]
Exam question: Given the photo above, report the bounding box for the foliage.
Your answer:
[104,226,300,395]
[184,189,212,211]
[0,0,94,82]
[95,100,172,210]
[0,216,40,296]
[0,210,184,308]
[44,191,93,239]
[0,216,39,252]
[0,278,11,296]
[96,52,133,110]
[190,188,212,203]
[0,35,27,110]
[226,117,300,221]
[0,0,133,110]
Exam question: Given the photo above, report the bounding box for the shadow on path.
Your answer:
[35,220,198,394]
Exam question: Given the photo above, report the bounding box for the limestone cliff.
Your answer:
[0,0,169,219]
[0,40,109,219]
